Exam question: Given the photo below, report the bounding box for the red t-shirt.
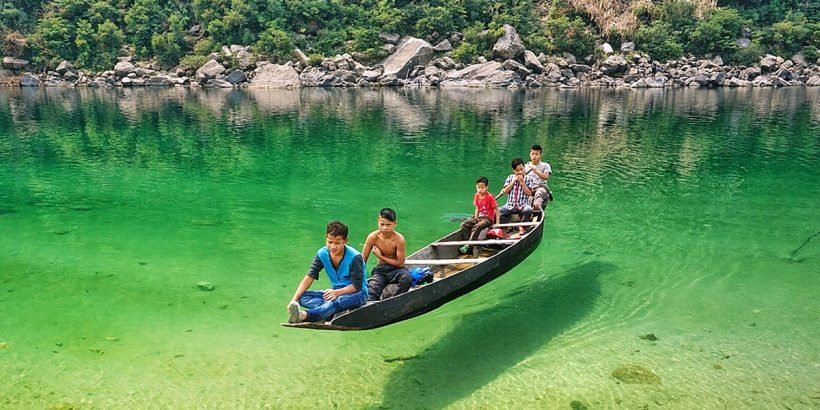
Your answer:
[474,193,498,220]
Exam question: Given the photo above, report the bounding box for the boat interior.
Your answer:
[406,211,542,281]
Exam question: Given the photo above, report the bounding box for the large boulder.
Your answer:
[20,73,40,86]
[114,61,135,77]
[3,57,29,70]
[293,48,311,68]
[145,75,173,86]
[249,64,300,88]
[601,55,628,76]
[381,37,434,79]
[195,59,226,82]
[441,61,522,87]
[492,25,525,61]
[523,50,544,74]
[805,76,820,86]
[225,70,247,84]
[759,54,779,73]
[55,60,75,75]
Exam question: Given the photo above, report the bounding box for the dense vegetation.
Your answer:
[1,0,817,71]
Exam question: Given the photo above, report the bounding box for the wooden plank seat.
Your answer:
[432,239,519,246]
[405,258,488,265]
[492,222,540,228]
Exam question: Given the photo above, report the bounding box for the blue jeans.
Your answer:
[500,203,533,223]
[299,289,367,322]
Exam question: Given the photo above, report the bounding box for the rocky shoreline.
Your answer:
[2,25,819,90]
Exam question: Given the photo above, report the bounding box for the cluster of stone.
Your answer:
[2,25,819,89]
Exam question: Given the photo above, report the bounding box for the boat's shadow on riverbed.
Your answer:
[375,260,610,409]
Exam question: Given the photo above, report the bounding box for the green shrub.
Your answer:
[255,23,293,63]
[689,8,746,58]
[730,40,766,66]
[179,54,207,70]
[543,15,595,57]
[634,21,684,62]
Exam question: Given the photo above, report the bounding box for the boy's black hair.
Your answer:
[476,176,489,186]
[531,144,542,152]
[511,157,525,169]
[326,220,349,239]
[379,207,397,222]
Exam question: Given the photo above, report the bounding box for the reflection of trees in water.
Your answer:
[0,87,816,182]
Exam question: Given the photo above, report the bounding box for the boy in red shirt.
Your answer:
[459,176,500,254]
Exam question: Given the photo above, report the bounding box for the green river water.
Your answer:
[0,87,818,409]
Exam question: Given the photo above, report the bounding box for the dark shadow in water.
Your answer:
[375,260,611,409]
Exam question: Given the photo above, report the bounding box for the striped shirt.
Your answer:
[502,174,539,210]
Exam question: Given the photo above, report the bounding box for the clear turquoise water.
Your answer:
[0,87,818,409]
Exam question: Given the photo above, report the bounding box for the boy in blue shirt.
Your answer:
[287,220,368,323]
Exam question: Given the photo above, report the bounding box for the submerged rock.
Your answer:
[196,281,215,291]
[612,364,662,384]
[639,333,658,341]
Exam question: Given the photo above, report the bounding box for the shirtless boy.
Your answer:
[362,208,413,301]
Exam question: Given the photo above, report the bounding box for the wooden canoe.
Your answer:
[282,212,545,331]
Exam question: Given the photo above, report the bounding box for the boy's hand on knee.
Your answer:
[323,290,339,301]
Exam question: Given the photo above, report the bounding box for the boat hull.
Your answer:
[283,216,544,330]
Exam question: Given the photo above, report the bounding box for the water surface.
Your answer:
[1,87,818,408]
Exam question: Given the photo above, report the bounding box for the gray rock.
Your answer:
[63,70,79,81]
[20,73,40,86]
[3,57,29,70]
[225,70,247,84]
[777,68,793,81]
[752,75,772,86]
[736,38,751,48]
[562,52,577,65]
[114,61,135,77]
[121,77,132,86]
[293,48,311,68]
[502,59,531,77]
[492,25,525,60]
[601,43,614,54]
[621,42,635,53]
[726,77,751,87]
[145,75,173,86]
[523,50,544,74]
[570,64,592,73]
[693,74,711,85]
[236,50,254,69]
[250,64,300,88]
[379,32,401,44]
[712,55,724,66]
[361,67,383,82]
[601,55,628,76]
[739,67,761,81]
[381,37,434,79]
[195,59,226,82]
[382,44,396,54]
[55,60,75,75]
[442,61,522,87]
[711,72,727,86]
[759,55,779,73]
[206,79,234,88]
[805,76,820,86]
[433,39,452,52]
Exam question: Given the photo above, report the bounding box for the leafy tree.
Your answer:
[635,21,684,61]
[124,0,167,58]
[764,11,818,57]
[689,8,746,58]
[255,23,294,62]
